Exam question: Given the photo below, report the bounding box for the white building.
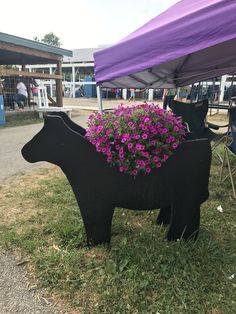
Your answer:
[27,48,101,98]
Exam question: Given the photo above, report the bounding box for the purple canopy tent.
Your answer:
[94,0,236,111]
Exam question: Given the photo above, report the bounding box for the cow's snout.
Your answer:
[21,141,38,163]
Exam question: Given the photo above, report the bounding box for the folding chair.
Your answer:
[220,107,236,198]
[170,99,228,161]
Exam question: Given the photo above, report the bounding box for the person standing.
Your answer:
[162,88,176,110]
[13,78,28,109]
[115,88,121,99]
[177,86,190,102]
[128,88,135,102]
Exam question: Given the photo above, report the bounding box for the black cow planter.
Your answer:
[22,112,211,246]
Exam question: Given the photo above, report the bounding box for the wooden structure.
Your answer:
[0,32,72,107]
[36,85,72,118]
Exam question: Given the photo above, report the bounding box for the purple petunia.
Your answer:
[86,103,186,176]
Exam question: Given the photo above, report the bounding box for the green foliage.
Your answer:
[0,149,235,313]
[0,65,17,69]
[4,111,42,127]
[34,32,61,47]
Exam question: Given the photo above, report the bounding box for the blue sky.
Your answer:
[1,0,179,49]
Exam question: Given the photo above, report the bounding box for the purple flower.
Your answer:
[142,152,149,158]
[131,169,138,176]
[85,103,186,176]
[153,156,159,162]
[136,144,143,151]
[162,154,169,160]
[172,143,179,149]
[97,125,103,133]
[106,129,112,135]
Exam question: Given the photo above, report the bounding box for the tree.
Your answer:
[34,32,61,47]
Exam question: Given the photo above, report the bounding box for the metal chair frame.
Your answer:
[220,107,236,198]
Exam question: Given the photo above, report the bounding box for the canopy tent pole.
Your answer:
[229,73,235,108]
[212,77,216,105]
[176,87,180,99]
[96,85,103,114]
[148,89,154,101]
[209,77,216,116]
[122,89,127,100]
[219,75,227,103]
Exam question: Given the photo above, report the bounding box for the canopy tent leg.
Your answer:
[176,87,180,99]
[229,73,235,109]
[96,85,103,114]
[148,89,154,101]
[122,88,127,100]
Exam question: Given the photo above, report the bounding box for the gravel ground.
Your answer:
[0,252,68,314]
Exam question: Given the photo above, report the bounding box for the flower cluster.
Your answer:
[86,104,186,176]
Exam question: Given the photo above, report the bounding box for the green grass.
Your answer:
[1,110,42,127]
[0,153,235,313]
[4,118,42,127]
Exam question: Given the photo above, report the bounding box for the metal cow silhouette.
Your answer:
[22,112,211,246]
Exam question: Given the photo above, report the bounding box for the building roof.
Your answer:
[0,32,72,57]
[0,32,72,65]
[63,48,102,63]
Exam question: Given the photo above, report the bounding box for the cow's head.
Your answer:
[22,115,70,165]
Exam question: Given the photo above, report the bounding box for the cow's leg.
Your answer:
[166,198,200,241]
[80,204,115,246]
[156,205,171,226]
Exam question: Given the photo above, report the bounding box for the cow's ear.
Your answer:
[44,115,66,130]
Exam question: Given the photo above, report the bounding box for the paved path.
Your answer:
[0,111,90,314]
[0,122,45,182]
[0,252,67,314]
[0,112,90,183]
